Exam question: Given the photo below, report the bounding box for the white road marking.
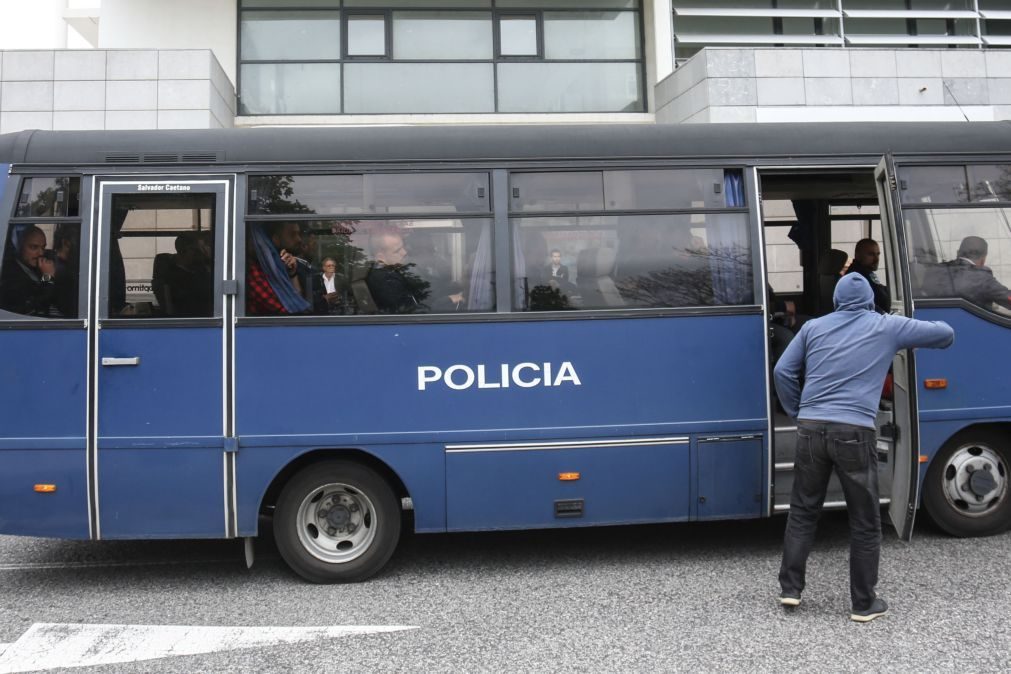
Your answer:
[0,623,417,673]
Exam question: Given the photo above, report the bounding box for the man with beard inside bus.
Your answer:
[0,225,59,316]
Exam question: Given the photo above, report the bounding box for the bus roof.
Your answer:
[3,122,1011,166]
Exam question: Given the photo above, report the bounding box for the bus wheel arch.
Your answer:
[264,449,410,583]
[922,424,1011,537]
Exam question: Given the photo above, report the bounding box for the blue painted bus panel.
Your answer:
[235,443,447,535]
[696,437,764,520]
[235,315,768,441]
[0,330,87,438]
[97,328,222,439]
[0,327,87,537]
[445,442,691,530]
[98,448,225,538]
[0,448,89,537]
[914,307,1011,425]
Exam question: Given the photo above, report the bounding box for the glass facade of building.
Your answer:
[238,0,645,114]
[672,1,1011,65]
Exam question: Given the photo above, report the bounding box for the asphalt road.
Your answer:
[1,513,1009,673]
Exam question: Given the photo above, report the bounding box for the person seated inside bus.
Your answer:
[923,235,1011,312]
[313,256,354,315]
[365,227,430,313]
[0,225,60,317]
[407,232,466,312]
[545,249,569,282]
[247,221,313,315]
[846,238,889,314]
[51,223,80,318]
[163,232,213,317]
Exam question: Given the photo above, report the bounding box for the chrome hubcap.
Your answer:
[941,443,1007,517]
[296,483,377,564]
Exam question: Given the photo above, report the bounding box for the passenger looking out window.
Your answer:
[313,256,354,315]
[247,222,313,315]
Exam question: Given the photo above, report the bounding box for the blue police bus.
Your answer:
[0,123,1008,582]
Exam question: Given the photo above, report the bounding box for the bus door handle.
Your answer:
[101,356,140,367]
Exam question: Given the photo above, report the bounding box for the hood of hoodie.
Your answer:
[834,272,875,312]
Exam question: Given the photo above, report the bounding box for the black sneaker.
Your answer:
[779,593,801,607]
[850,598,888,623]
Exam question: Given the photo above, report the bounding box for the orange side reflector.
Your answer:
[924,379,948,389]
[919,455,929,464]
[33,484,57,493]
[558,472,581,481]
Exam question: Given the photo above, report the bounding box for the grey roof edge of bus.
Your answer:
[3,121,1011,165]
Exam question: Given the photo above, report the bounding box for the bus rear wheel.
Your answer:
[923,430,1011,537]
[274,460,401,583]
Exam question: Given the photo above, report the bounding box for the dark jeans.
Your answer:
[779,420,881,611]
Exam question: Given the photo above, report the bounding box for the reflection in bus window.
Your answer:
[110,193,216,318]
[905,207,1011,315]
[248,173,490,216]
[15,176,81,218]
[0,222,81,318]
[512,213,753,311]
[244,218,494,316]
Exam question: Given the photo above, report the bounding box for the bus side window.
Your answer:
[111,194,216,318]
[904,206,1011,315]
[0,221,82,319]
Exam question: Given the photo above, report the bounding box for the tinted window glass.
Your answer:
[239,63,342,115]
[0,222,82,318]
[900,166,969,204]
[968,164,1011,202]
[499,15,538,56]
[250,173,489,215]
[249,175,365,215]
[245,218,494,316]
[497,62,642,113]
[344,63,494,113]
[367,173,489,213]
[15,177,81,218]
[603,169,730,210]
[512,213,753,310]
[543,11,639,60]
[109,193,217,318]
[392,11,492,59]
[511,172,604,212]
[905,207,1011,315]
[347,14,388,56]
[240,11,341,60]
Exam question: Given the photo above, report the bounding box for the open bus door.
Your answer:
[875,155,921,541]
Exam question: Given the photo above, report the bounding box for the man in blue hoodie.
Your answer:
[774,273,954,622]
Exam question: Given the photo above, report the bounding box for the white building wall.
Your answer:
[98,0,237,86]
[0,49,235,133]
[0,0,69,49]
[657,47,1011,124]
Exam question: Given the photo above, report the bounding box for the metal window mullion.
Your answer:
[492,169,512,313]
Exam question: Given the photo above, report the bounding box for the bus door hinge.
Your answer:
[222,280,239,296]
[224,437,239,453]
[880,423,899,442]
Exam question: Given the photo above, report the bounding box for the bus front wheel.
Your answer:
[274,460,401,583]
[923,430,1011,537]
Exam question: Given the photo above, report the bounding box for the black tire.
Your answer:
[923,430,1011,537]
[274,460,401,583]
